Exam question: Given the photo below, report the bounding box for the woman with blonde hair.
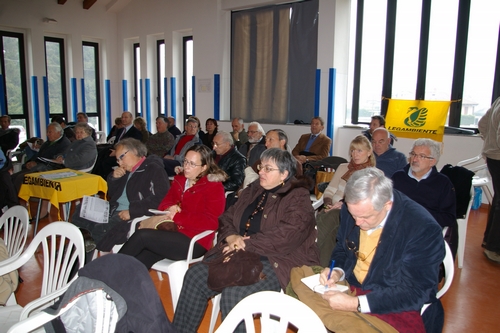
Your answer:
[317,134,376,266]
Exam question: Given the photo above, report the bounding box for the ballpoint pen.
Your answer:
[325,259,336,288]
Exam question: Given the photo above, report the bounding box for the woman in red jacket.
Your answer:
[119,145,227,269]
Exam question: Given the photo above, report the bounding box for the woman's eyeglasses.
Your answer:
[257,164,279,173]
[345,224,380,261]
[116,150,129,163]
[183,159,203,168]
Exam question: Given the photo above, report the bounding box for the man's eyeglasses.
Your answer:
[345,224,380,262]
[247,130,259,135]
[183,159,203,168]
[257,164,280,173]
[212,141,225,147]
[116,150,129,163]
[408,151,434,160]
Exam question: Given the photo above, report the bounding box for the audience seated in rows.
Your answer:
[11,122,71,193]
[146,116,175,158]
[72,138,170,253]
[107,116,123,143]
[134,116,151,143]
[362,114,396,144]
[167,116,182,138]
[371,127,407,178]
[0,115,20,154]
[291,168,445,333]
[292,116,332,164]
[92,111,143,179]
[119,145,226,268]
[391,138,458,258]
[163,118,202,176]
[316,135,376,267]
[202,118,218,148]
[239,121,266,167]
[212,131,246,192]
[76,112,97,141]
[231,117,248,149]
[51,115,76,142]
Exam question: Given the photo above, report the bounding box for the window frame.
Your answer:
[0,30,30,136]
[44,36,69,121]
[82,41,102,131]
[350,0,500,129]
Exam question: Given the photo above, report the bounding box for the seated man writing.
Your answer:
[291,168,444,333]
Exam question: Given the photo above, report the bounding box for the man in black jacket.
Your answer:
[213,131,246,192]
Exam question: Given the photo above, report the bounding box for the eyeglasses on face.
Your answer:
[183,159,203,168]
[408,151,434,160]
[212,141,225,147]
[116,150,129,163]
[257,164,280,173]
[186,124,198,129]
[345,225,380,262]
[247,130,259,135]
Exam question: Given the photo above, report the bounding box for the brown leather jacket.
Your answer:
[216,176,319,289]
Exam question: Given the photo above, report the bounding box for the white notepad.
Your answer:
[301,273,349,294]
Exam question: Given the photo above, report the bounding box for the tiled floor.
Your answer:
[7,202,500,332]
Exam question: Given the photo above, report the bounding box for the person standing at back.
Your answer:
[478,96,500,263]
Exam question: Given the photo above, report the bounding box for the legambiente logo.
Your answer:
[387,106,438,134]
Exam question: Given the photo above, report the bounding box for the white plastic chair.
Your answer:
[0,206,29,261]
[457,154,493,205]
[456,186,474,268]
[421,234,455,315]
[7,289,117,333]
[0,205,29,306]
[214,291,327,333]
[152,230,217,311]
[0,222,85,331]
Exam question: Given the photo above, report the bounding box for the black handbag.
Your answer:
[203,247,266,292]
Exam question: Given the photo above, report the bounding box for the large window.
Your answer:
[183,36,193,118]
[349,0,500,129]
[157,39,165,115]
[44,37,68,120]
[133,43,141,117]
[0,31,29,141]
[231,0,319,124]
[82,41,101,131]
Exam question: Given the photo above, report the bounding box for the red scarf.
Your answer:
[341,159,373,182]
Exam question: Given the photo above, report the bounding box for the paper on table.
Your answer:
[80,195,109,224]
[301,273,349,294]
[40,171,79,180]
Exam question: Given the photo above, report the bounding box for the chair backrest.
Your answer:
[421,238,454,315]
[215,291,327,333]
[0,205,29,258]
[0,222,85,297]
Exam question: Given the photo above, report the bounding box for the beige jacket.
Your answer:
[0,238,19,305]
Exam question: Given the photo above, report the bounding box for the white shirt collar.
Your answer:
[407,167,432,182]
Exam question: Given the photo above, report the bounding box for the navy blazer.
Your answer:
[332,189,444,314]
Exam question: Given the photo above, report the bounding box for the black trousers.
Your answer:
[484,157,500,252]
[118,228,207,269]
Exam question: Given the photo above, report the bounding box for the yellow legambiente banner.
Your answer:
[385,99,451,142]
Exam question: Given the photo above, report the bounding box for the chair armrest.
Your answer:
[312,196,324,211]
[128,216,150,238]
[457,154,483,167]
[187,230,216,265]
[19,284,71,320]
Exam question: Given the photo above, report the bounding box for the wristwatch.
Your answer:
[357,297,361,312]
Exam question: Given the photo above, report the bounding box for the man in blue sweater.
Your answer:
[391,138,457,258]
[371,128,407,178]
